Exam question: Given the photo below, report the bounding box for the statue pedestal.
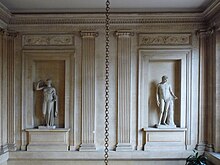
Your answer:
[155,124,176,129]
[25,128,70,151]
[142,127,187,151]
[38,125,56,129]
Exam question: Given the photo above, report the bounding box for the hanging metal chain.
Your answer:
[104,0,110,165]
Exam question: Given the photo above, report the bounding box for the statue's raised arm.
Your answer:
[35,80,45,91]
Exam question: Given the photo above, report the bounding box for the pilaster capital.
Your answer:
[1,30,18,38]
[196,27,215,38]
[80,31,98,38]
[0,28,6,35]
[216,25,220,32]
[115,30,134,37]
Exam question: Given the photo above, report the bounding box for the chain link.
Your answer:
[104,0,110,164]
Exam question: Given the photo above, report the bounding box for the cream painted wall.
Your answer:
[0,6,220,165]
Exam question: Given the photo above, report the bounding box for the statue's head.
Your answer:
[46,79,52,86]
[162,75,168,82]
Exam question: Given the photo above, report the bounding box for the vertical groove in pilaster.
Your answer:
[215,30,220,152]
[7,33,17,151]
[0,31,8,153]
[116,31,133,151]
[196,32,207,151]
[0,31,3,152]
[80,32,98,151]
[207,32,214,151]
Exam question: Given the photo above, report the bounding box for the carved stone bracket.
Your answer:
[139,33,191,46]
[22,34,74,46]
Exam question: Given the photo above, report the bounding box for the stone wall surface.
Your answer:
[0,2,220,165]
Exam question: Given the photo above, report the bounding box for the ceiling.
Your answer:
[0,0,214,13]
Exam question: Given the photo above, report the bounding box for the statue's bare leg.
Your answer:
[46,103,52,126]
[42,102,47,125]
[162,101,170,124]
[158,100,164,125]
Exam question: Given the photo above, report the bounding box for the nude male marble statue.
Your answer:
[156,75,177,127]
[35,79,58,127]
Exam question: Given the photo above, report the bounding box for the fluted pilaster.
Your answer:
[6,32,17,151]
[196,28,216,152]
[115,31,134,151]
[196,29,209,151]
[213,29,220,152]
[206,28,216,152]
[79,31,98,151]
[0,30,8,153]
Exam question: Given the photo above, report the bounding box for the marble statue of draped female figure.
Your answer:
[35,79,58,127]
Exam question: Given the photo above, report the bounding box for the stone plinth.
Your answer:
[25,128,70,151]
[143,127,187,151]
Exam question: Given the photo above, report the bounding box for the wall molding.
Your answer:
[22,34,74,46]
[0,2,11,26]
[139,33,191,46]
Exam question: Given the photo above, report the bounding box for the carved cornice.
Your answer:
[203,0,220,21]
[22,34,74,46]
[0,1,220,29]
[7,13,205,26]
[0,2,11,25]
[139,33,191,46]
[80,31,98,38]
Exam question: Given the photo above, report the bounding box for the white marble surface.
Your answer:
[0,152,8,165]
[26,128,70,151]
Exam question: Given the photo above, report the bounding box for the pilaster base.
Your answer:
[116,143,133,151]
[0,144,8,154]
[7,143,17,151]
[196,142,206,151]
[79,143,96,151]
[21,145,27,151]
[69,145,77,151]
[205,144,214,152]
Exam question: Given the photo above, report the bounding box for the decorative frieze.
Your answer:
[22,34,74,46]
[139,33,191,46]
